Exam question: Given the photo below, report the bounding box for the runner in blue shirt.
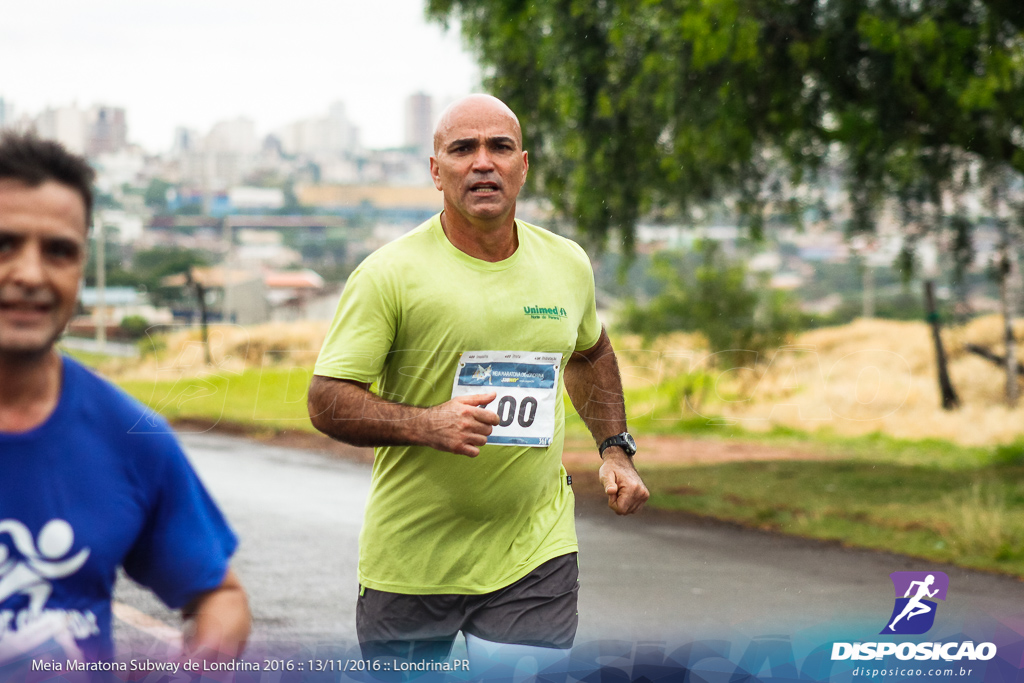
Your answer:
[0,132,250,665]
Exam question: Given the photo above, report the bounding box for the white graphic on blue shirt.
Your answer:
[0,519,98,643]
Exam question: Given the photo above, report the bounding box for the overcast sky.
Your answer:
[0,0,479,152]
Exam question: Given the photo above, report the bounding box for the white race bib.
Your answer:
[451,350,561,447]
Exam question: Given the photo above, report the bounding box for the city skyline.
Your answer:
[0,0,478,152]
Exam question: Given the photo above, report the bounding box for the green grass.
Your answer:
[646,460,1024,575]
[116,366,318,434]
[58,346,115,368]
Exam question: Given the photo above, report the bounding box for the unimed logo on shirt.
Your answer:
[523,304,567,320]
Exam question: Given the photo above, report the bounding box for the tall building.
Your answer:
[277,101,358,157]
[405,92,434,154]
[35,105,88,155]
[171,126,201,156]
[32,103,129,157]
[87,106,128,156]
[326,101,358,154]
[206,117,258,154]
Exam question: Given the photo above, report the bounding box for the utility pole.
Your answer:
[94,216,106,351]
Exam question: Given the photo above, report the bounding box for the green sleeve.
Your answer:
[574,246,602,352]
[314,265,397,383]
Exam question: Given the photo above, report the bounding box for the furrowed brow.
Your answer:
[447,137,479,150]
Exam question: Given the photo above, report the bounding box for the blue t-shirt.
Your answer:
[0,357,237,661]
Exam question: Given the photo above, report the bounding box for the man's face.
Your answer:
[0,179,87,359]
[430,99,528,225]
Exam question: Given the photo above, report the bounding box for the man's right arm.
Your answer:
[307,375,499,457]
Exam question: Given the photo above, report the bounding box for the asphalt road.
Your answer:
[113,432,1024,657]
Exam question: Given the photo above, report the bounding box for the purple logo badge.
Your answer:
[880,571,949,635]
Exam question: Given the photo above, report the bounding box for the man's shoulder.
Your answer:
[517,220,592,265]
[357,216,439,272]
[61,355,175,435]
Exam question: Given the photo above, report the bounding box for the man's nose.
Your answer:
[471,146,495,171]
[10,242,46,287]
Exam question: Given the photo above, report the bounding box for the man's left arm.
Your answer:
[564,327,649,515]
[181,567,250,660]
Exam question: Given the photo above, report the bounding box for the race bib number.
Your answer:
[451,350,561,447]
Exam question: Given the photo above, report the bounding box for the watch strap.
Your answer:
[599,432,636,457]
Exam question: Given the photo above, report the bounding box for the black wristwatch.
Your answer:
[599,432,637,458]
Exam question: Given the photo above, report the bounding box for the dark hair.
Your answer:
[0,132,95,227]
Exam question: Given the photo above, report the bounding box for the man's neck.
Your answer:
[0,349,63,433]
[440,207,519,263]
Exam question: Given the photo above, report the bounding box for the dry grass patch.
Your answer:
[87,316,1024,448]
[616,316,1024,447]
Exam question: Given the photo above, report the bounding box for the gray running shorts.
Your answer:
[356,552,579,661]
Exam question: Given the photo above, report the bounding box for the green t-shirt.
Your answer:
[314,214,602,594]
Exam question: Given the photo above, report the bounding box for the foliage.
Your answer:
[117,247,212,306]
[617,241,802,363]
[133,247,210,284]
[119,315,151,339]
[143,178,174,211]
[427,0,816,250]
[427,0,1024,261]
[173,203,204,217]
[993,439,1024,467]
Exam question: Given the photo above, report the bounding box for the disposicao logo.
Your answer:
[882,571,948,635]
[830,570,998,663]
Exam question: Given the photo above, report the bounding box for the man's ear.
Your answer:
[430,156,443,191]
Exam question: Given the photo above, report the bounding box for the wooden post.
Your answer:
[185,269,212,365]
[924,280,959,410]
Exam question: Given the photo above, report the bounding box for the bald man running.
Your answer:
[308,94,648,666]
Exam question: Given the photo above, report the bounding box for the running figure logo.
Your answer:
[881,571,949,635]
[471,365,493,384]
[0,519,90,616]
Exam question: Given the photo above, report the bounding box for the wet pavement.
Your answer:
[113,431,1024,656]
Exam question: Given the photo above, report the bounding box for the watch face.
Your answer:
[623,433,637,453]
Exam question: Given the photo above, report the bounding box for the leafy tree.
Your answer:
[144,178,174,211]
[427,0,817,249]
[428,0,1024,245]
[430,0,1024,404]
[123,247,213,305]
[119,315,151,339]
[618,241,802,364]
[812,0,1024,403]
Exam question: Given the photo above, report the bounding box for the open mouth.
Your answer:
[470,182,500,194]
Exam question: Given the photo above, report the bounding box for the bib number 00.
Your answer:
[495,395,538,428]
[451,350,560,447]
